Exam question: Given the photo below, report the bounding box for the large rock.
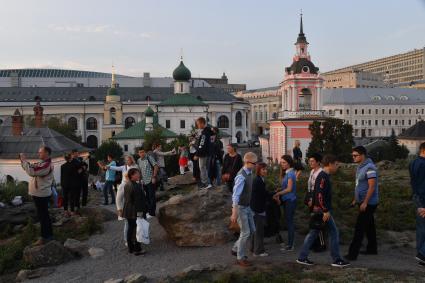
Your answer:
[23,240,74,268]
[0,202,37,227]
[124,273,147,283]
[79,207,117,222]
[88,247,105,259]
[167,172,196,186]
[158,186,233,246]
[16,267,55,282]
[64,238,89,257]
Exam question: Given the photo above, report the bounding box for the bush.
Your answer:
[0,181,29,203]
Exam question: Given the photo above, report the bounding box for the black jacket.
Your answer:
[123,181,148,219]
[195,127,212,157]
[312,171,332,213]
[222,153,243,182]
[250,176,274,214]
[60,161,80,189]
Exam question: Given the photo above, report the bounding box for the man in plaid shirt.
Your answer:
[137,147,159,217]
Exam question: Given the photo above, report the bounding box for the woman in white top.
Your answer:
[305,153,323,208]
[106,155,138,245]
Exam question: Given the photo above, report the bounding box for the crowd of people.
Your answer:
[19,121,425,269]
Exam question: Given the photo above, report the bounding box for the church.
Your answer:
[0,58,251,153]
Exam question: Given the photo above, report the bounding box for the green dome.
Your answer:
[107,87,118,96]
[172,61,191,81]
[145,106,155,117]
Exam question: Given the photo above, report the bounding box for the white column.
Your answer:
[242,111,247,141]
[317,87,322,110]
[292,86,297,111]
[231,109,236,143]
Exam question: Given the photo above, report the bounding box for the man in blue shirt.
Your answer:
[345,146,379,261]
[230,152,257,267]
[409,142,425,265]
[103,154,116,205]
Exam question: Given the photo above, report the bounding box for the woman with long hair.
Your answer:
[273,155,297,252]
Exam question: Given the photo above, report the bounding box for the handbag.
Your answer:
[136,217,150,244]
[309,212,326,230]
[228,221,240,233]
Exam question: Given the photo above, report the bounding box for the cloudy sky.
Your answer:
[0,0,424,88]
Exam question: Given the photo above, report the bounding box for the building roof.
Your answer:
[296,13,308,45]
[399,120,425,140]
[286,58,319,75]
[112,115,178,140]
[0,68,133,78]
[322,88,425,105]
[0,118,88,159]
[145,106,155,117]
[172,60,191,81]
[159,93,207,106]
[0,87,239,103]
[239,86,280,94]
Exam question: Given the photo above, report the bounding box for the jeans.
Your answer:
[32,196,53,240]
[417,214,425,256]
[284,199,297,247]
[144,183,156,216]
[299,216,342,261]
[232,206,256,260]
[348,204,377,257]
[251,214,266,254]
[103,180,116,205]
[126,218,141,253]
[123,219,128,243]
[63,186,77,212]
[198,156,210,187]
[215,160,222,186]
[81,179,88,206]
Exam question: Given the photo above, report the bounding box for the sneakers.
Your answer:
[200,184,213,190]
[253,252,269,257]
[415,253,425,264]
[296,258,314,266]
[236,259,252,267]
[331,259,350,268]
[281,246,294,252]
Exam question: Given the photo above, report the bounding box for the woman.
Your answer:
[293,140,304,179]
[273,155,297,252]
[178,146,189,175]
[221,144,243,192]
[122,168,148,255]
[106,155,138,182]
[250,162,276,257]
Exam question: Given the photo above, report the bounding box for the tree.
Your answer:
[142,127,166,151]
[93,140,123,163]
[306,118,354,163]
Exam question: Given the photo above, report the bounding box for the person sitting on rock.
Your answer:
[230,152,257,267]
[123,168,148,256]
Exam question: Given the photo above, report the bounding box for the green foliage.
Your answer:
[369,130,409,162]
[143,126,166,151]
[0,180,29,203]
[306,118,354,163]
[93,140,124,163]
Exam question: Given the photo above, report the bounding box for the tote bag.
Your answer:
[136,217,150,244]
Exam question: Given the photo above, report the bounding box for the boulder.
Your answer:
[16,267,55,282]
[0,202,37,227]
[167,172,196,186]
[158,186,233,246]
[124,273,147,283]
[64,238,89,257]
[79,207,117,222]
[89,247,105,259]
[23,240,74,268]
[104,279,124,283]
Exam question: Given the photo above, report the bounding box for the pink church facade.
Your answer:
[262,14,327,163]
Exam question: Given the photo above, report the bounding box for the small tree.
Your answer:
[143,127,165,151]
[306,118,354,163]
[93,140,123,163]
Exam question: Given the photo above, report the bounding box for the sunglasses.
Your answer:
[248,161,257,165]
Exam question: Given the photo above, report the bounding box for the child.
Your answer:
[178,146,189,175]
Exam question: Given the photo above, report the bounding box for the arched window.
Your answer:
[68,117,78,131]
[86,117,97,130]
[89,96,96,101]
[110,107,116,125]
[86,135,98,148]
[235,111,242,127]
[125,117,136,129]
[299,88,312,110]
[217,115,229,128]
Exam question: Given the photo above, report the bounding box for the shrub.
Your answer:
[0,181,29,203]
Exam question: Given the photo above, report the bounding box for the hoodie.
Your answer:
[409,156,425,208]
[355,158,379,205]
[195,126,212,157]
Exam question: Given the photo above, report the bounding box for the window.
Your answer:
[402,109,405,114]
[68,117,78,131]
[235,111,242,127]
[395,109,398,115]
[389,109,392,115]
[368,109,371,115]
[86,117,97,130]
[402,120,405,126]
[382,109,385,114]
[361,109,364,115]
[124,145,128,152]
[180,120,185,129]
[395,120,398,125]
[86,135,98,148]
[166,120,171,129]
[409,109,412,114]
[217,115,229,128]
[409,119,412,125]
[354,120,358,126]
[368,120,371,126]
[111,131,115,137]
[125,117,136,129]
[368,129,372,136]
[388,120,391,125]
[180,83,183,93]
[382,120,385,126]
[110,107,116,125]
[346,109,349,115]
[375,120,378,126]
[355,109,358,115]
[361,120,365,126]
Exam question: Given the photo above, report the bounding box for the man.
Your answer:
[103,154,116,205]
[345,146,379,261]
[60,153,80,216]
[152,143,176,191]
[210,127,224,186]
[20,146,54,245]
[194,117,213,190]
[70,149,83,210]
[409,142,425,266]
[296,155,350,267]
[230,152,257,267]
[137,146,159,217]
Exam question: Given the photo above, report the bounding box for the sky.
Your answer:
[0,0,424,89]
